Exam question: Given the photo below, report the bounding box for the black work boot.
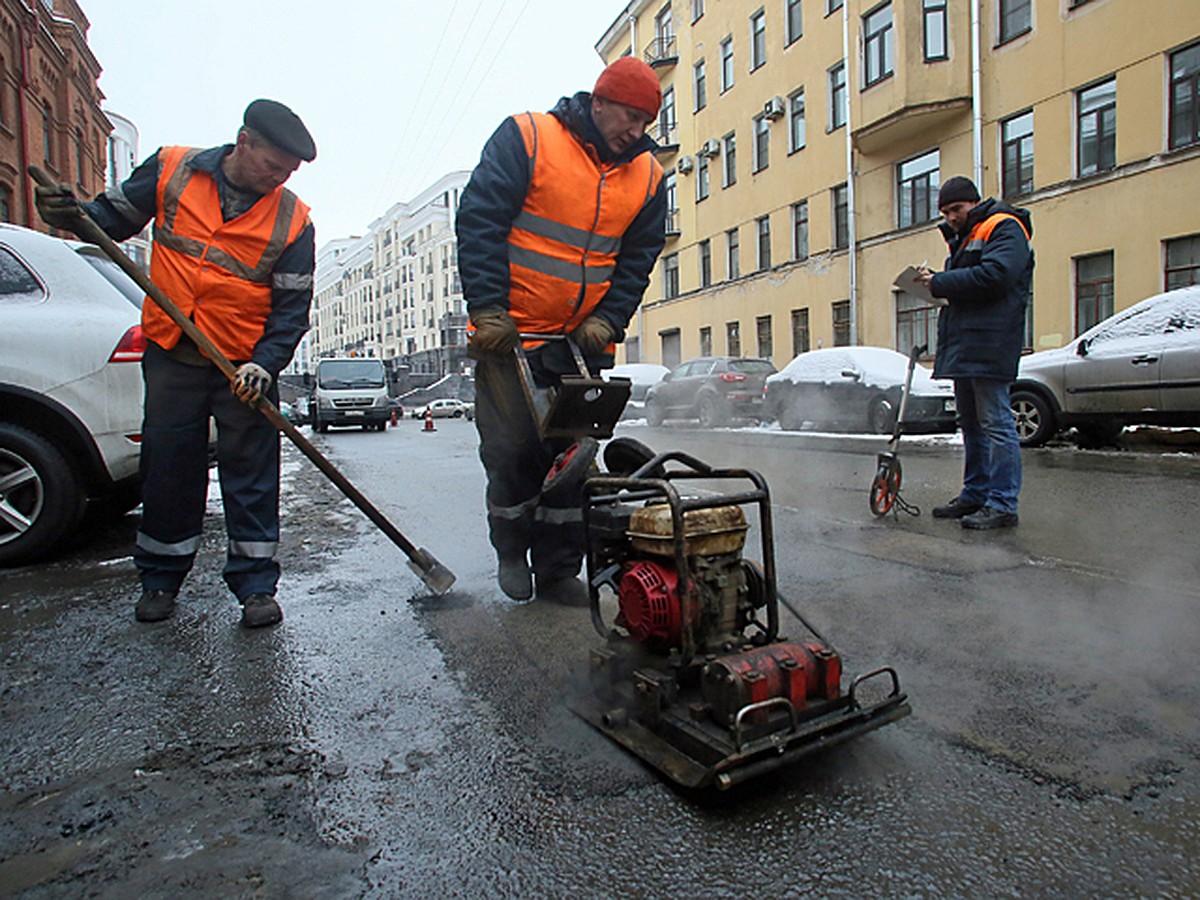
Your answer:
[497,553,533,600]
[135,589,178,623]
[931,497,983,519]
[535,576,589,608]
[240,594,283,628]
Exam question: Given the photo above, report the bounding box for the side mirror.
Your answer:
[1076,339,1090,358]
[841,369,861,381]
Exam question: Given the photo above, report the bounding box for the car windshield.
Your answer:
[77,250,144,309]
[1087,289,1200,344]
[729,359,775,375]
[318,361,385,388]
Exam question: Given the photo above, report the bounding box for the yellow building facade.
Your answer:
[597,0,1200,368]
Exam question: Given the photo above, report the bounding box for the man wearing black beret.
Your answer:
[35,100,317,628]
[916,175,1034,530]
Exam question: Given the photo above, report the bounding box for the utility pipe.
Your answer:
[842,0,858,346]
[970,0,983,187]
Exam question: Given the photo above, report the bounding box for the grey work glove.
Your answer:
[571,315,617,356]
[469,307,520,354]
[232,362,272,408]
[34,182,84,233]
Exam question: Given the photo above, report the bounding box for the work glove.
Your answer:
[469,307,520,354]
[571,315,617,356]
[34,182,84,233]
[231,362,272,408]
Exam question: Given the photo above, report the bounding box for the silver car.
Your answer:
[0,224,146,565]
[1011,285,1200,447]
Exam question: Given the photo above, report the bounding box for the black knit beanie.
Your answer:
[937,176,980,209]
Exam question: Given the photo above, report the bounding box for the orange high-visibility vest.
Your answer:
[506,113,662,340]
[144,145,311,361]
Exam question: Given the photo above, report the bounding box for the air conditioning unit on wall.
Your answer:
[764,96,785,120]
[677,155,694,173]
[700,138,721,157]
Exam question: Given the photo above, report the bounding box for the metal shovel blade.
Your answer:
[407,548,457,595]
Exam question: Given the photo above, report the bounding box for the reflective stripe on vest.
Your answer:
[505,113,662,337]
[962,212,1030,254]
[144,146,310,361]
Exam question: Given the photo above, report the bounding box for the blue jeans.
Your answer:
[954,378,1022,515]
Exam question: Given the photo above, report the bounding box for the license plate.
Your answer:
[345,410,364,417]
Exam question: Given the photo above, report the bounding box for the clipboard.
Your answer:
[894,266,947,307]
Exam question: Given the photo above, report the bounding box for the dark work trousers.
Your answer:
[136,342,281,600]
[473,353,583,582]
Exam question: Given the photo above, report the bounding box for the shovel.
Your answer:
[29,166,456,596]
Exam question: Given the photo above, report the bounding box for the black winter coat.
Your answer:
[930,198,1033,381]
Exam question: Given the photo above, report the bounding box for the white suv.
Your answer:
[0,224,146,566]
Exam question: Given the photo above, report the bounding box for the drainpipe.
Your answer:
[629,5,645,361]
[842,0,858,345]
[17,18,34,228]
[970,0,983,187]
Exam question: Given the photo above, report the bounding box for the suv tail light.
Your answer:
[719,372,747,383]
[109,325,147,363]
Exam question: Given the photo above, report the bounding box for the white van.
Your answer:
[310,357,389,432]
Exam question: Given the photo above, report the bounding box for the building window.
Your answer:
[699,325,712,356]
[923,0,947,61]
[828,61,847,129]
[659,85,677,146]
[1165,234,1200,290]
[863,3,894,87]
[722,132,737,186]
[827,0,843,13]
[1077,78,1116,177]
[896,291,939,357]
[832,300,851,346]
[694,58,707,111]
[696,153,710,201]
[788,88,806,152]
[720,36,735,92]
[1075,252,1114,335]
[752,114,770,172]
[42,101,53,167]
[998,0,1031,45]
[699,238,712,287]
[1169,41,1200,151]
[832,183,849,250]
[786,0,803,45]
[726,227,740,279]
[664,170,678,234]
[726,320,742,356]
[692,0,705,22]
[792,200,809,260]
[663,252,680,299]
[0,186,9,222]
[750,9,767,71]
[791,307,810,356]
[897,149,939,228]
[756,215,772,270]
[1000,110,1035,198]
[756,315,773,359]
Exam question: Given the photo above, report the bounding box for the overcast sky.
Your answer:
[85,1,631,242]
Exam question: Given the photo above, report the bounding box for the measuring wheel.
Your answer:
[869,452,902,517]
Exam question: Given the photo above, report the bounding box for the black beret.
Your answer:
[243,99,316,162]
[938,176,980,209]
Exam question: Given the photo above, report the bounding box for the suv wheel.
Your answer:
[697,395,726,428]
[0,424,87,566]
[868,397,896,435]
[645,398,665,427]
[1010,389,1055,447]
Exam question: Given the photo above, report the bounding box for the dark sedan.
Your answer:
[645,356,776,427]
[765,346,957,434]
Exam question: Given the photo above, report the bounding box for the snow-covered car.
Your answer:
[410,398,474,420]
[603,362,670,419]
[764,346,957,434]
[0,224,146,565]
[1010,285,1200,447]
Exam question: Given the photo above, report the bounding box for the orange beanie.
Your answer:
[593,57,662,118]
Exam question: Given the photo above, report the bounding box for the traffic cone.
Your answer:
[390,407,398,427]
[423,408,436,432]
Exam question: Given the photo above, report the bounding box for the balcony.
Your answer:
[650,119,679,154]
[664,208,681,239]
[644,35,677,69]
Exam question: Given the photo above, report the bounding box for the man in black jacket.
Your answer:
[917,176,1033,530]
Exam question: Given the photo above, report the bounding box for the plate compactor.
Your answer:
[572,445,911,790]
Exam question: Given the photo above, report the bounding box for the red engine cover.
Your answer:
[617,559,683,643]
[702,643,842,727]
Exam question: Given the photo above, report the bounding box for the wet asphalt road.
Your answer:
[2,417,1199,897]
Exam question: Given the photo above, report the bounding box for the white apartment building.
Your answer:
[311,171,470,378]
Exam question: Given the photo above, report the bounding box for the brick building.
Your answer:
[0,0,108,231]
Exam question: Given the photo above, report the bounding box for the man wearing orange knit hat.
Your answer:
[456,58,667,605]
